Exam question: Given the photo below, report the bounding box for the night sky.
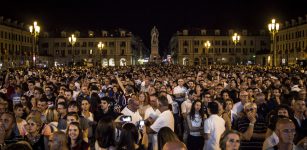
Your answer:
[1,0,307,52]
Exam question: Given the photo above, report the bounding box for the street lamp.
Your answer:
[68,34,77,66]
[232,33,240,64]
[97,41,105,66]
[204,40,211,66]
[29,21,40,68]
[268,19,279,67]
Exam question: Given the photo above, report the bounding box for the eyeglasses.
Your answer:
[26,123,37,126]
[246,107,256,112]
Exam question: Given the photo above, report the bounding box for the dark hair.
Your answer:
[57,102,67,109]
[219,130,241,150]
[189,100,204,120]
[13,103,23,110]
[67,122,83,146]
[101,96,110,104]
[68,101,80,111]
[66,112,79,121]
[208,101,219,114]
[157,127,179,150]
[117,123,139,150]
[34,87,44,95]
[4,141,32,150]
[157,95,168,107]
[96,117,115,148]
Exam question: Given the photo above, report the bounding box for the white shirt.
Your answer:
[151,110,175,150]
[173,86,187,95]
[181,99,192,115]
[121,106,143,125]
[144,106,161,120]
[166,94,173,104]
[203,114,225,150]
[232,101,243,115]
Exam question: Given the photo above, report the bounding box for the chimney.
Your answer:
[285,21,289,27]
[228,29,234,36]
[291,19,296,26]
[214,29,220,36]
[101,30,108,37]
[183,29,188,35]
[242,29,248,36]
[201,29,207,35]
[298,17,303,24]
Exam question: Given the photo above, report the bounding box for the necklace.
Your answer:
[27,133,41,145]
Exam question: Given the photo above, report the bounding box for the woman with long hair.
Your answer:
[117,123,144,150]
[95,117,116,150]
[138,92,150,118]
[186,100,204,150]
[66,122,89,150]
[157,127,179,150]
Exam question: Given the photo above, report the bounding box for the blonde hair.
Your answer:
[50,131,69,150]
[26,114,42,127]
[45,107,59,123]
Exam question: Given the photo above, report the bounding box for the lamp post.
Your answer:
[68,34,77,66]
[268,19,279,67]
[97,41,105,67]
[204,40,211,66]
[232,33,240,64]
[29,21,40,68]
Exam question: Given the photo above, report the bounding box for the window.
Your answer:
[42,43,49,48]
[193,40,199,46]
[183,41,189,46]
[215,40,220,45]
[184,48,188,54]
[222,48,227,53]
[55,50,59,55]
[109,42,115,47]
[209,48,213,53]
[75,50,80,55]
[68,50,72,54]
[82,49,87,55]
[88,42,94,47]
[243,40,246,46]
[75,42,80,47]
[236,48,241,53]
[54,42,59,47]
[250,40,254,45]
[194,48,198,53]
[61,50,65,57]
[222,40,227,46]
[121,49,125,55]
[61,42,66,47]
[120,42,126,47]
[82,42,87,47]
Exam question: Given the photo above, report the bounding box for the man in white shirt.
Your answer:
[204,101,225,150]
[232,90,249,116]
[121,95,143,125]
[146,95,174,150]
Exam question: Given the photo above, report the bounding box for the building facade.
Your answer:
[0,16,33,68]
[169,29,270,65]
[275,15,307,66]
[38,29,146,67]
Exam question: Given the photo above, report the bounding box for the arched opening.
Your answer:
[109,58,115,66]
[120,58,127,66]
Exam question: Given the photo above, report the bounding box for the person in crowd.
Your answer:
[121,94,142,125]
[162,141,187,150]
[45,86,56,104]
[48,131,69,150]
[234,102,266,150]
[20,95,31,117]
[3,141,33,150]
[138,92,150,118]
[293,99,306,128]
[57,102,68,130]
[24,80,35,97]
[95,97,120,121]
[186,100,204,150]
[14,104,27,136]
[219,130,241,150]
[232,91,250,116]
[64,89,74,102]
[146,95,174,150]
[0,112,22,146]
[157,127,180,150]
[204,101,225,150]
[117,123,144,150]
[25,115,46,150]
[95,117,116,150]
[76,85,90,106]
[81,99,93,122]
[67,122,90,150]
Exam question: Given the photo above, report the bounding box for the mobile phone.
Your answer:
[139,120,145,126]
[121,115,132,122]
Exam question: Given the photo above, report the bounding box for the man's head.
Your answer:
[13,104,24,118]
[128,94,140,112]
[0,112,16,132]
[239,91,249,105]
[293,99,306,113]
[157,95,169,111]
[208,101,219,115]
[37,99,48,112]
[177,79,185,86]
[243,102,257,116]
[149,94,159,109]
[57,102,67,115]
[34,87,44,100]
[275,118,296,144]
[64,89,73,101]
[68,101,79,113]
[100,97,110,111]
[66,112,79,126]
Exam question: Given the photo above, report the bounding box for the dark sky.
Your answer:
[1,0,307,51]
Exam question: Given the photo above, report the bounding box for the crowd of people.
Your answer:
[0,64,306,150]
